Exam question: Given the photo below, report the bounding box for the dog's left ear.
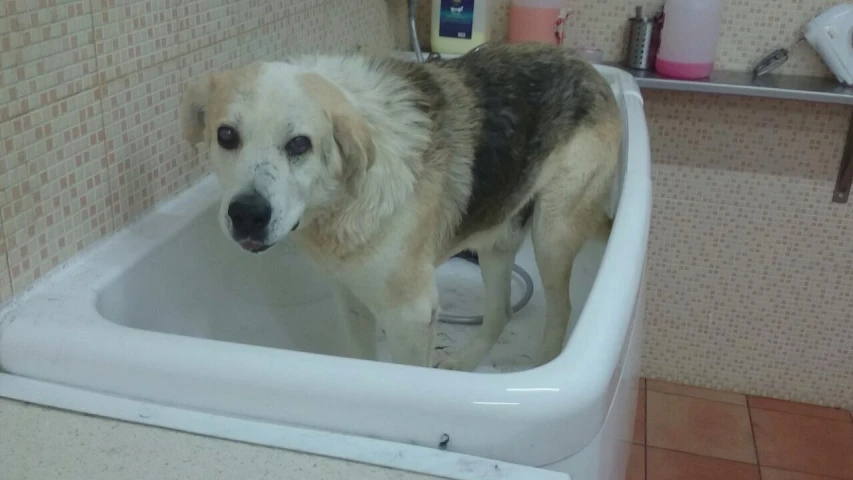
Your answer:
[332,110,375,195]
[180,74,214,145]
[299,73,375,195]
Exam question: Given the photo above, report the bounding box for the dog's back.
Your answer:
[386,44,619,252]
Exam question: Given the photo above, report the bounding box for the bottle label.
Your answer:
[439,0,475,39]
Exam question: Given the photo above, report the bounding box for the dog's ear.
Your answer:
[332,110,375,195]
[181,74,214,145]
[299,73,375,195]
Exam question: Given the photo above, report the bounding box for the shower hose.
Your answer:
[439,251,535,326]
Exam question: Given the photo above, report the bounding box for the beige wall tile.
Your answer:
[0,1,97,122]
[101,59,182,228]
[0,87,111,292]
[92,0,181,83]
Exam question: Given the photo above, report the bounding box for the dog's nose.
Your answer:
[228,192,272,238]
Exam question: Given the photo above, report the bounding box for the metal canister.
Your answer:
[625,6,660,70]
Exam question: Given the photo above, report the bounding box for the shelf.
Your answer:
[605,63,853,106]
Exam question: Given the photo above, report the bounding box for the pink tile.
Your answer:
[647,447,760,480]
[626,444,644,480]
[646,391,756,464]
[748,396,851,422]
[761,467,846,480]
[752,408,853,479]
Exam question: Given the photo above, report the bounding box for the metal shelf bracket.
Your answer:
[834,110,853,203]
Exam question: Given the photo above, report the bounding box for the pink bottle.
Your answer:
[508,0,570,45]
[655,0,723,79]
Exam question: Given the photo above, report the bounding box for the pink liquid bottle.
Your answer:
[655,0,723,79]
[508,0,571,45]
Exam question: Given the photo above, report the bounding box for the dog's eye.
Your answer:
[217,126,240,150]
[284,135,312,156]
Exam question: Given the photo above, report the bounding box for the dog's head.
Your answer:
[180,62,375,253]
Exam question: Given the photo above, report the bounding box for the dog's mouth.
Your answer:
[237,239,272,253]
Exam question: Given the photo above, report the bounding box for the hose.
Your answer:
[438,252,535,326]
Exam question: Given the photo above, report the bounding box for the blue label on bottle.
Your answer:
[439,0,475,39]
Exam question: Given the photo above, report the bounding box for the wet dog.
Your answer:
[180,43,620,370]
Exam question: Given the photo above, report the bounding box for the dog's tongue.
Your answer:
[239,239,264,251]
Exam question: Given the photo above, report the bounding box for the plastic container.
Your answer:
[655,0,723,79]
[430,0,491,55]
[507,0,569,45]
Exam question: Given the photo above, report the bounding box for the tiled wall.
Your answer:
[0,0,407,299]
[416,0,853,408]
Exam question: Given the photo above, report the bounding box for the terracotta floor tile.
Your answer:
[633,386,646,444]
[626,444,645,480]
[751,408,853,479]
[748,396,851,421]
[647,379,746,405]
[646,391,756,463]
[761,467,846,480]
[646,447,760,480]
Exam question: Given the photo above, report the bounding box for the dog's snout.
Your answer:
[228,192,272,239]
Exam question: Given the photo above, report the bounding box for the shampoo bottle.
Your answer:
[431,0,491,55]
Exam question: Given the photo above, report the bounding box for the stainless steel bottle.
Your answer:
[625,6,661,70]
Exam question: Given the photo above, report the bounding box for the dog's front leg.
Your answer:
[371,283,438,367]
[332,284,377,360]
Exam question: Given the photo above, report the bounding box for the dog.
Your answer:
[180,43,621,371]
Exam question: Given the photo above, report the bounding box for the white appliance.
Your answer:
[805,4,853,85]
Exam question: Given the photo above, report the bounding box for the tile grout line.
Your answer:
[646,385,748,407]
[648,383,851,421]
[749,406,853,424]
[87,0,117,240]
[648,444,852,480]
[0,190,13,300]
[643,378,648,480]
[746,398,763,479]
[645,445,761,467]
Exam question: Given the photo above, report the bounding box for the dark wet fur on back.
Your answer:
[384,44,618,243]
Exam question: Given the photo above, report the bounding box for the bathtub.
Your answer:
[0,64,651,479]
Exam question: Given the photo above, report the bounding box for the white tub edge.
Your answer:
[0,374,568,480]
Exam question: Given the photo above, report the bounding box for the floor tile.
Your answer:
[647,379,746,405]
[646,391,757,463]
[646,447,760,480]
[751,408,853,479]
[761,467,845,480]
[626,444,644,480]
[634,386,646,444]
[748,396,852,421]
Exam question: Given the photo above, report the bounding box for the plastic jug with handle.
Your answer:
[655,0,723,79]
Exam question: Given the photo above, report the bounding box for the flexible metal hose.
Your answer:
[438,253,535,326]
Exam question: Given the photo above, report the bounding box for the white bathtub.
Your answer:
[0,64,651,479]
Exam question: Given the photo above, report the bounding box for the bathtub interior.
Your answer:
[95,201,608,373]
